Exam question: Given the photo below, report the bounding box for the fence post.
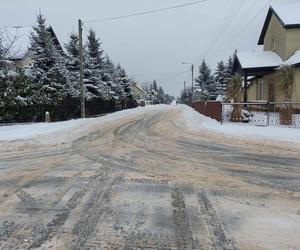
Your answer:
[221,103,223,124]
[266,102,270,127]
[45,111,51,123]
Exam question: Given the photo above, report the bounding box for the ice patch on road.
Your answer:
[179,105,300,143]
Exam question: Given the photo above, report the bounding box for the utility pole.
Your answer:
[191,64,194,97]
[78,19,85,118]
[182,62,194,103]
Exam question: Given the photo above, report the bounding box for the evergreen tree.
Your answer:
[153,80,158,91]
[0,63,29,119]
[102,56,117,99]
[85,29,107,99]
[224,52,236,93]
[65,33,81,98]
[214,60,227,95]
[115,64,131,98]
[158,86,165,103]
[0,36,4,60]
[195,60,216,100]
[27,14,68,105]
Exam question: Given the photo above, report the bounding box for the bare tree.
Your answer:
[0,27,22,60]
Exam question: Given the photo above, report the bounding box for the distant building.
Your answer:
[233,2,300,102]
[130,82,150,105]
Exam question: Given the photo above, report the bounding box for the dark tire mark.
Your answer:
[197,191,236,250]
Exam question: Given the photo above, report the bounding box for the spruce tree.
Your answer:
[0,36,4,60]
[102,56,116,99]
[85,30,107,99]
[27,14,68,105]
[0,63,29,121]
[115,64,131,98]
[65,33,81,98]
[158,86,165,103]
[195,60,216,100]
[224,53,235,93]
[153,80,158,92]
[214,60,227,95]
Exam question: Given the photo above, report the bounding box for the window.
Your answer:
[256,81,264,100]
[271,38,277,52]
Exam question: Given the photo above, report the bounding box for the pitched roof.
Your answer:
[236,51,283,69]
[258,2,300,45]
[284,49,300,67]
[131,82,148,95]
[6,26,63,60]
[234,49,300,77]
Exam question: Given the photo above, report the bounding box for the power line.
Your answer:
[195,0,247,64]
[82,23,90,33]
[134,70,189,77]
[209,0,271,60]
[141,70,190,83]
[194,0,241,64]
[84,0,212,23]
[207,0,258,59]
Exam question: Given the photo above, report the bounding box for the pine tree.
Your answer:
[153,80,158,92]
[0,36,4,60]
[224,53,235,93]
[102,56,117,99]
[214,60,227,95]
[158,86,165,103]
[27,14,68,105]
[65,33,81,98]
[0,64,29,122]
[195,60,216,100]
[115,64,131,98]
[85,29,107,99]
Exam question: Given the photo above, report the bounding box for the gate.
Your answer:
[193,101,222,122]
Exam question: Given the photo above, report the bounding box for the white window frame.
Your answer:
[257,81,264,100]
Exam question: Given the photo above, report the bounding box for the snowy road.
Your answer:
[0,106,300,249]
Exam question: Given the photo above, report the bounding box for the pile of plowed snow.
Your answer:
[0,105,171,141]
[179,105,300,143]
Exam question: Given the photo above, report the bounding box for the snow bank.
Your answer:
[0,105,171,141]
[179,105,300,143]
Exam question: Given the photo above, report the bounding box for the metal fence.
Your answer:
[222,102,300,128]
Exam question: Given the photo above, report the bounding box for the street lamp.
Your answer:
[182,62,194,97]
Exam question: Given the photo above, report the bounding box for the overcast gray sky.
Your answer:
[1,0,288,96]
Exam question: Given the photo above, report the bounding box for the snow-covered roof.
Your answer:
[271,2,300,26]
[5,26,63,60]
[236,51,282,69]
[236,49,300,71]
[132,83,147,94]
[258,2,300,45]
[284,49,300,66]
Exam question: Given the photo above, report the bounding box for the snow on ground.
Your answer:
[1,104,300,143]
[180,105,300,143]
[0,105,171,141]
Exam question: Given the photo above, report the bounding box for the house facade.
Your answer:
[233,2,300,102]
[130,82,150,105]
